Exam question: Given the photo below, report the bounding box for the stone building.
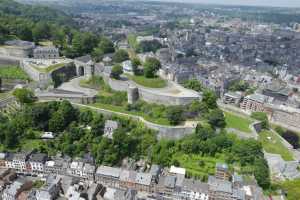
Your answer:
[223,91,243,106]
[33,46,59,59]
[74,55,94,77]
[0,40,35,58]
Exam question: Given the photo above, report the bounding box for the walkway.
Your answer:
[58,77,98,96]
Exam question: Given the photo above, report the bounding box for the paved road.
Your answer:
[58,77,98,96]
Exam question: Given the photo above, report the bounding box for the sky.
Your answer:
[152,0,300,8]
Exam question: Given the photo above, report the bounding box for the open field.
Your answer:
[259,130,294,161]
[126,74,167,88]
[0,65,29,80]
[224,111,253,133]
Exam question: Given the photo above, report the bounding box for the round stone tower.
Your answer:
[127,86,139,104]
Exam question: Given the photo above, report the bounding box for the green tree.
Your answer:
[113,49,129,63]
[131,57,141,75]
[183,79,203,92]
[207,109,226,129]
[110,64,123,80]
[253,158,270,189]
[98,37,115,54]
[202,90,217,109]
[166,106,184,125]
[143,57,161,78]
[32,22,51,41]
[13,88,35,104]
[90,114,105,137]
[79,110,94,125]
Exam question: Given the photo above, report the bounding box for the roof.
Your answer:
[216,163,229,171]
[120,170,137,183]
[29,153,48,163]
[182,178,209,194]
[208,176,232,194]
[96,166,121,178]
[83,163,96,174]
[245,93,267,103]
[135,172,152,186]
[170,166,186,175]
[75,55,92,63]
[4,40,35,48]
[164,175,176,188]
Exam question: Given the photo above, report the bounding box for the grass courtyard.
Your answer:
[172,153,228,180]
[259,130,294,161]
[224,111,253,133]
[0,65,29,80]
[126,74,167,88]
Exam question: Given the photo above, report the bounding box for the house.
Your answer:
[0,153,7,168]
[33,46,59,59]
[119,170,137,190]
[2,179,33,200]
[35,175,61,200]
[104,120,118,139]
[69,161,85,177]
[5,153,30,172]
[95,166,121,188]
[134,172,152,192]
[45,156,71,175]
[179,179,209,200]
[83,163,96,180]
[28,153,48,173]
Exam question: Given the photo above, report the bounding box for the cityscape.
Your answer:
[0,0,300,199]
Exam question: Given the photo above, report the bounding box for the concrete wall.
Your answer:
[0,47,32,58]
[103,74,199,105]
[0,56,20,66]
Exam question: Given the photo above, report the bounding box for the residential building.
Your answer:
[95,166,121,188]
[35,175,61,200]
[0,153,7,168]
[5,153,30,172]
[83,163,96,180]
[69,161,85,177]
[45,157,70,175]
[122,60,133,74]
[28,153,48,173]
[240,94,269,113]
[2,179,32,200]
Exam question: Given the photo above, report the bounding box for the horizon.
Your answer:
[146,0,300,8]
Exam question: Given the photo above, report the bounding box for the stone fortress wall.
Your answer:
[102,73,200,106]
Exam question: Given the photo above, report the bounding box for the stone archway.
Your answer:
[78,66,85,76]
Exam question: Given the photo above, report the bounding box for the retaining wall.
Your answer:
[72,103,195,140]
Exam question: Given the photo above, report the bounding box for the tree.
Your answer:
[195,124,215,140]
[98,37,115,54]
[110,64,123,79]
[90,114,105,137]
[13,88,35,104]
[202,90,217,109]
[131,57,141,75]
[113,49,129,63]
[207,109,226,129]
[166,106,184,125]
[251,112,269,129]
[183,79,203,92]
[79,110,94,125]
[32,22,51,41]
[253,158,270,189]
[143,57,161,78]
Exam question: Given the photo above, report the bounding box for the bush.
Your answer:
[166,106,184,125]
[113,49,129,63]
[251,112,269,129]
[143,57,161,78]
[110,64,123,79]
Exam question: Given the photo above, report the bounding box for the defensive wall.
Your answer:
[102,73,200,106]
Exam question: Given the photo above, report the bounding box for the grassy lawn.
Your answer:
[224,111,253,133]
[91,102,171,126]
[172,153,228,180]
[280,179,300,200]
[259,130,294,161]
[126,74,167,88]
[33,63,66,73]
[0,65,29,80]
